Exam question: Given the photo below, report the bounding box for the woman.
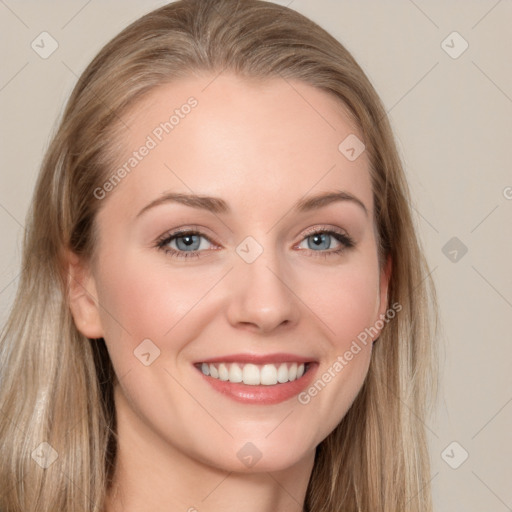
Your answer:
[0,0,438,510]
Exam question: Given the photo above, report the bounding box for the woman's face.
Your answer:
[70,73,390,473]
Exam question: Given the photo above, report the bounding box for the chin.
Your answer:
[191,434,317,474]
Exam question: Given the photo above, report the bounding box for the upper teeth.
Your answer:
[200,362,306,385]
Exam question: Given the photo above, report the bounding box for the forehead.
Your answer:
[100,72,373,220]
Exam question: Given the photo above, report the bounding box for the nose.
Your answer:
[225,245,301,334]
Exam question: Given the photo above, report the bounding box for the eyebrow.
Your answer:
[136,190,368,218]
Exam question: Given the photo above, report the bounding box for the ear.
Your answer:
[66,250,104,339]
[374,254,393,340]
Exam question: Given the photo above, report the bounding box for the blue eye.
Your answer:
[301,232,343,251]
[156,227,355,260]
[156,230,214,259]
[296,230,355,257]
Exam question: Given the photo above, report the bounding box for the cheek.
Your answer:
[93,252,217,363]
[307,260,381,348]
[295,258,380,427]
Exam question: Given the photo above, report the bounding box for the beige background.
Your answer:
[1,1,511,510]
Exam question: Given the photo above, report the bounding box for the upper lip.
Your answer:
[196,353,315,365]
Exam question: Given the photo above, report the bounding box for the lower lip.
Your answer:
[196,363,318,405]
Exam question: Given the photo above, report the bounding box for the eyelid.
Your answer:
[294,223,354,243]
[298,224,351,240]
[155,225,219,246]
[155,224,355,258]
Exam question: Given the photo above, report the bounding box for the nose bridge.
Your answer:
[225,234,300,333]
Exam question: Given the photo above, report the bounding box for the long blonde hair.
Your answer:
[0,1,438,510]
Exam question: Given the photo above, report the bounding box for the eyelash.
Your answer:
[155,226,355,260]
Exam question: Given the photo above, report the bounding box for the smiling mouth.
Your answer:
[195,361,312,385]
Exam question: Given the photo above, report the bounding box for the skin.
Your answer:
[68,72,391,512]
